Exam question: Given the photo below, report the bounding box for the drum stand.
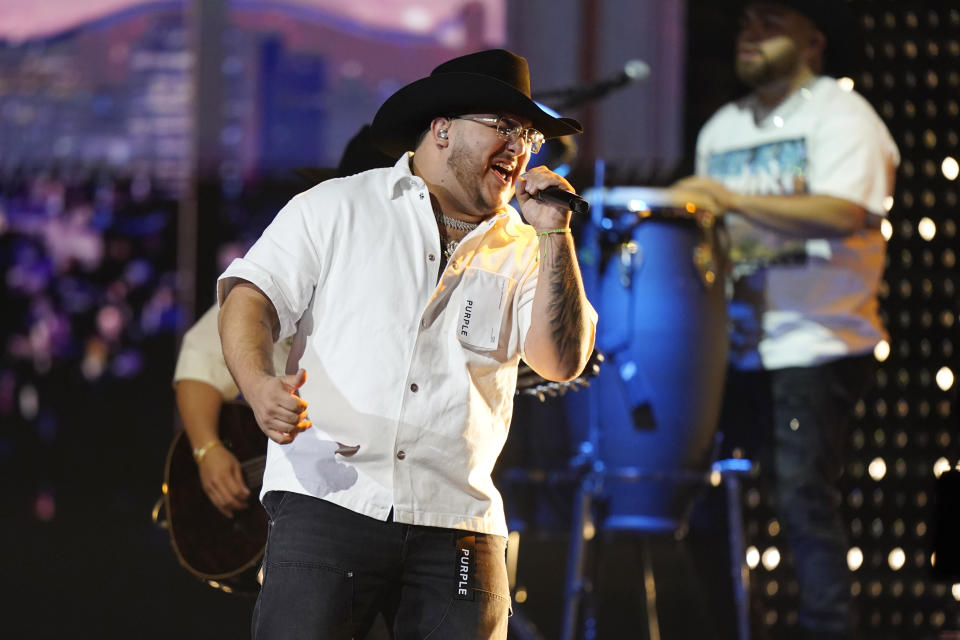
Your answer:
[502,439,755,640]
[558,456,754,640]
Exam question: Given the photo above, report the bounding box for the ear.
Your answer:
[804,28,826,73]
[808,28,826,57]
[429,117,452,147]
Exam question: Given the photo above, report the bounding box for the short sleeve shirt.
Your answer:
[218,154,586,537]
[696,77,899,370]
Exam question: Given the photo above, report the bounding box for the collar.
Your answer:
[387,152,420,194]
[747,75,823,128]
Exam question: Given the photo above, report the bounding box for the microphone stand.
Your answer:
[534,61,649,111]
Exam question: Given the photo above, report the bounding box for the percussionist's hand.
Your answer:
[670,176,735,213]
[199,446,251,518]
[246,368,312,444]
[516,166,576,231]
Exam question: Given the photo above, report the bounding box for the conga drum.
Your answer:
[566,186,729,532]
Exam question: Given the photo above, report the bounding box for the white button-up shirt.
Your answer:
[219,154,590,537]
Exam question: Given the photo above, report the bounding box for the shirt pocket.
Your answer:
[457,267,514,351]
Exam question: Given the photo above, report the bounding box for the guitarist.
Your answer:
[173,303,289,518]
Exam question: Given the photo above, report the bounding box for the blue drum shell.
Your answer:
[566,212,729,532]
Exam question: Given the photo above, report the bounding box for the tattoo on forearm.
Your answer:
[545,243,585,364]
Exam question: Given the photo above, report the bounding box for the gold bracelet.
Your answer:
[192,439,221,464]
[536,227,572,261]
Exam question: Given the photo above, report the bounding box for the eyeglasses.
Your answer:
[452,115,545,154]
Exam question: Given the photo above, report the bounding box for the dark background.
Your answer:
[1,1,959,639]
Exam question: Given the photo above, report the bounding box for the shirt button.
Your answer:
[419,193,425,200]
[396,450,406,460]
[427,253,436,262]
[410,383,419,392]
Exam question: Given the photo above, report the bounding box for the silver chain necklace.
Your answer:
[441,214,479,233]
[444,239,460,260]
[438,214,479,260]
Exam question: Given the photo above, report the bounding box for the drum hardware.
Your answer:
[715,458,755,640]
[515,352,605,403]
[618,242,639,288]
[607,213,722,291]
[599,192,724,292]
[693,241,719,288]
[613,356,657,431]
[690,198,719,289]
[554,456,755,640]
[501,447,755,640]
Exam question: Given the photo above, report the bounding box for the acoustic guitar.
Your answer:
[154,402,267,595]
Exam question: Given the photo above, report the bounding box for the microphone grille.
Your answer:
[623,59,651,81]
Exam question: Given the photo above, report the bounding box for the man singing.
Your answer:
[217,49,597,639]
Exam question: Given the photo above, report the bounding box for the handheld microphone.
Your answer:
[533,186,591,215]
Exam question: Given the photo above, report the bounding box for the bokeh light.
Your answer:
[869,457,888,481]
[942,156,959,180]
[874,339,891,362]
[761,547,781,571]
[848,547,864,571]
[935,367,954,391]
[888,548,906,571]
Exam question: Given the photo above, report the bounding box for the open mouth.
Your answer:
[738,48,761,59]
[489,159,516,185]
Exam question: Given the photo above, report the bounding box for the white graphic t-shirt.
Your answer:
[696,77,899,370]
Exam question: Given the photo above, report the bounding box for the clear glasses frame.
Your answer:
[452,115,545,154]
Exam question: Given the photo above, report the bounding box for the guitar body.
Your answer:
[163,403,268,594]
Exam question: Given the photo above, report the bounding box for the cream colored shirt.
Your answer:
[218,154,596,537]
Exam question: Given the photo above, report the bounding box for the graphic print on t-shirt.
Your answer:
[706,138,810,270]
[707,137,812,362]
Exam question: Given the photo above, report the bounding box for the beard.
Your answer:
[446,140,509,215]
[735,41,802,88]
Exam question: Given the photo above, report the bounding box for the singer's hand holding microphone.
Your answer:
[517,166,590,224]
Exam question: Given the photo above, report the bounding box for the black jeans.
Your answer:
[252,491,511,640]
[703,355,872,639]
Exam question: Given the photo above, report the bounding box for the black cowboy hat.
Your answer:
[371,49,583,158]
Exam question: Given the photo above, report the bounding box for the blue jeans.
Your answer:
[714,355,871,638]
[252,491,511,640]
